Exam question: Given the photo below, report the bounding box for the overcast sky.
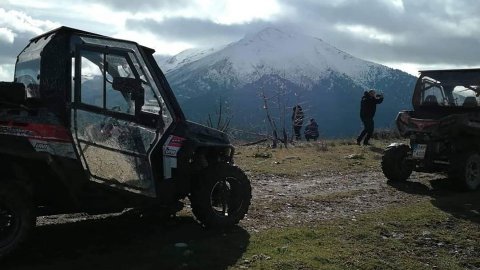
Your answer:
[1,0,480,80]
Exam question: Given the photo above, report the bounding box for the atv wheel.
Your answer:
[451,152,480,191]
[382,144,413,182]
[0,182,35,258]
[190,164,252,229]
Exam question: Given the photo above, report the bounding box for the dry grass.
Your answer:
[234,139,404,178]
[233,198,480,270]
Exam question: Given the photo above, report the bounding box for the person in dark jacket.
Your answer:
[292,105,304,140]
[357,90,383,145]
[304,118,319,141]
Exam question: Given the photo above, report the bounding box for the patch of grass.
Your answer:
[232,198,480,269]
[308,189,369,203]
[235,139,403,178]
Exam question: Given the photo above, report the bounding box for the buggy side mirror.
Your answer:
[112,77,145,115]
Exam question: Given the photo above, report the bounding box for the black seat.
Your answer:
[423,95,439,106]
[463,96,478,107]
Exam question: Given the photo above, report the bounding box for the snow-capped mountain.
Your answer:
[158,45,225,73]
[161,27,393,89]
[159,27,416,137]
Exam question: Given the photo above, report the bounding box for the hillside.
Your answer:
[159,27,417,137]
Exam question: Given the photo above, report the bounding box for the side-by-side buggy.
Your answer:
[0,27,251,257]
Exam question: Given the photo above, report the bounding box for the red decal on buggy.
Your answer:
[163,135,185,157]
[0,123,72,142]
[168,136,185,148]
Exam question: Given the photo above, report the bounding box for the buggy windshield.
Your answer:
[416,70,480,108]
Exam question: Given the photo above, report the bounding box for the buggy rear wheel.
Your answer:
[382,144,413,182]
[190,164,251,229]
[450,152,480,191]
[0,182,35,258]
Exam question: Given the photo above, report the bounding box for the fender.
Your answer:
[0,142,82,210]
[386,142,410,150]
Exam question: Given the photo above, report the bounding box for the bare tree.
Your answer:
[206,96,232,132]
[259,77,294,148]
[261,89,279,148]
[276,74,289,148]
[247,67,310,147]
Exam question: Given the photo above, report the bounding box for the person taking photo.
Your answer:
[357,89,384,146]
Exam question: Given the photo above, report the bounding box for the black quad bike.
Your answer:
[382,68,480,191]
[0,27,251,257]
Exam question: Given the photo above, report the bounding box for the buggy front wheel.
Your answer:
[190,164,252,229]
[450,152,480,191]
[382,144,413,182]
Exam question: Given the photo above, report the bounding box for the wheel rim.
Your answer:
[0,204,18,245]
[465,155,480,188]
[210,177,242,217]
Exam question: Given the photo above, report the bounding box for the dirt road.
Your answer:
[243,171,449,231]
[1,171,470,269]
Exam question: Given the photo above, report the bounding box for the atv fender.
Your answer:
[386,142,410,149]
[0,149,81,210]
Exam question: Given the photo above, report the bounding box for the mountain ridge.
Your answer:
[158,27,416,137]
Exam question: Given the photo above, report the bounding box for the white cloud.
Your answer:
[0,27,15,43]
[335,24,398,45]
[0,8,59,35]
[59,3,129,33]
[383,62,419,76]
[0,8,61,80]
[197,0,282,24]
[114,30,194,55]
[1,0,282,55]
[5,0,55,9]
[389,0,405,12]
[118,0,282,25]
[0,64,14,81]
[1,0,480,77]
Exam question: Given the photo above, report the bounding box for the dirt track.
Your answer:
[1,171,470,269]
[243,171,447,231]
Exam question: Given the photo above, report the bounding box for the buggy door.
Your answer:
[72,45,159,196]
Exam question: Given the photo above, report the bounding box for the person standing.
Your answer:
[357,90,383,145]
[304,118,319,141]
[292,105,304,140]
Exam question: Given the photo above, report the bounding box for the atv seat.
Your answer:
[423,95,439,106]
[462,96,477,107]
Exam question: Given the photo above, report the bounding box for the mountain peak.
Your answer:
[245,27,297,41]
[163,26,396,88]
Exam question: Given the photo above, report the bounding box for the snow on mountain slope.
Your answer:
[159,45,225,73]
[164,27,394,88]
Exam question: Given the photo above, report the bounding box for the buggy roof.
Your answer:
[30,26,155,53]
[420,68,480,75]
[419,68,480,86]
